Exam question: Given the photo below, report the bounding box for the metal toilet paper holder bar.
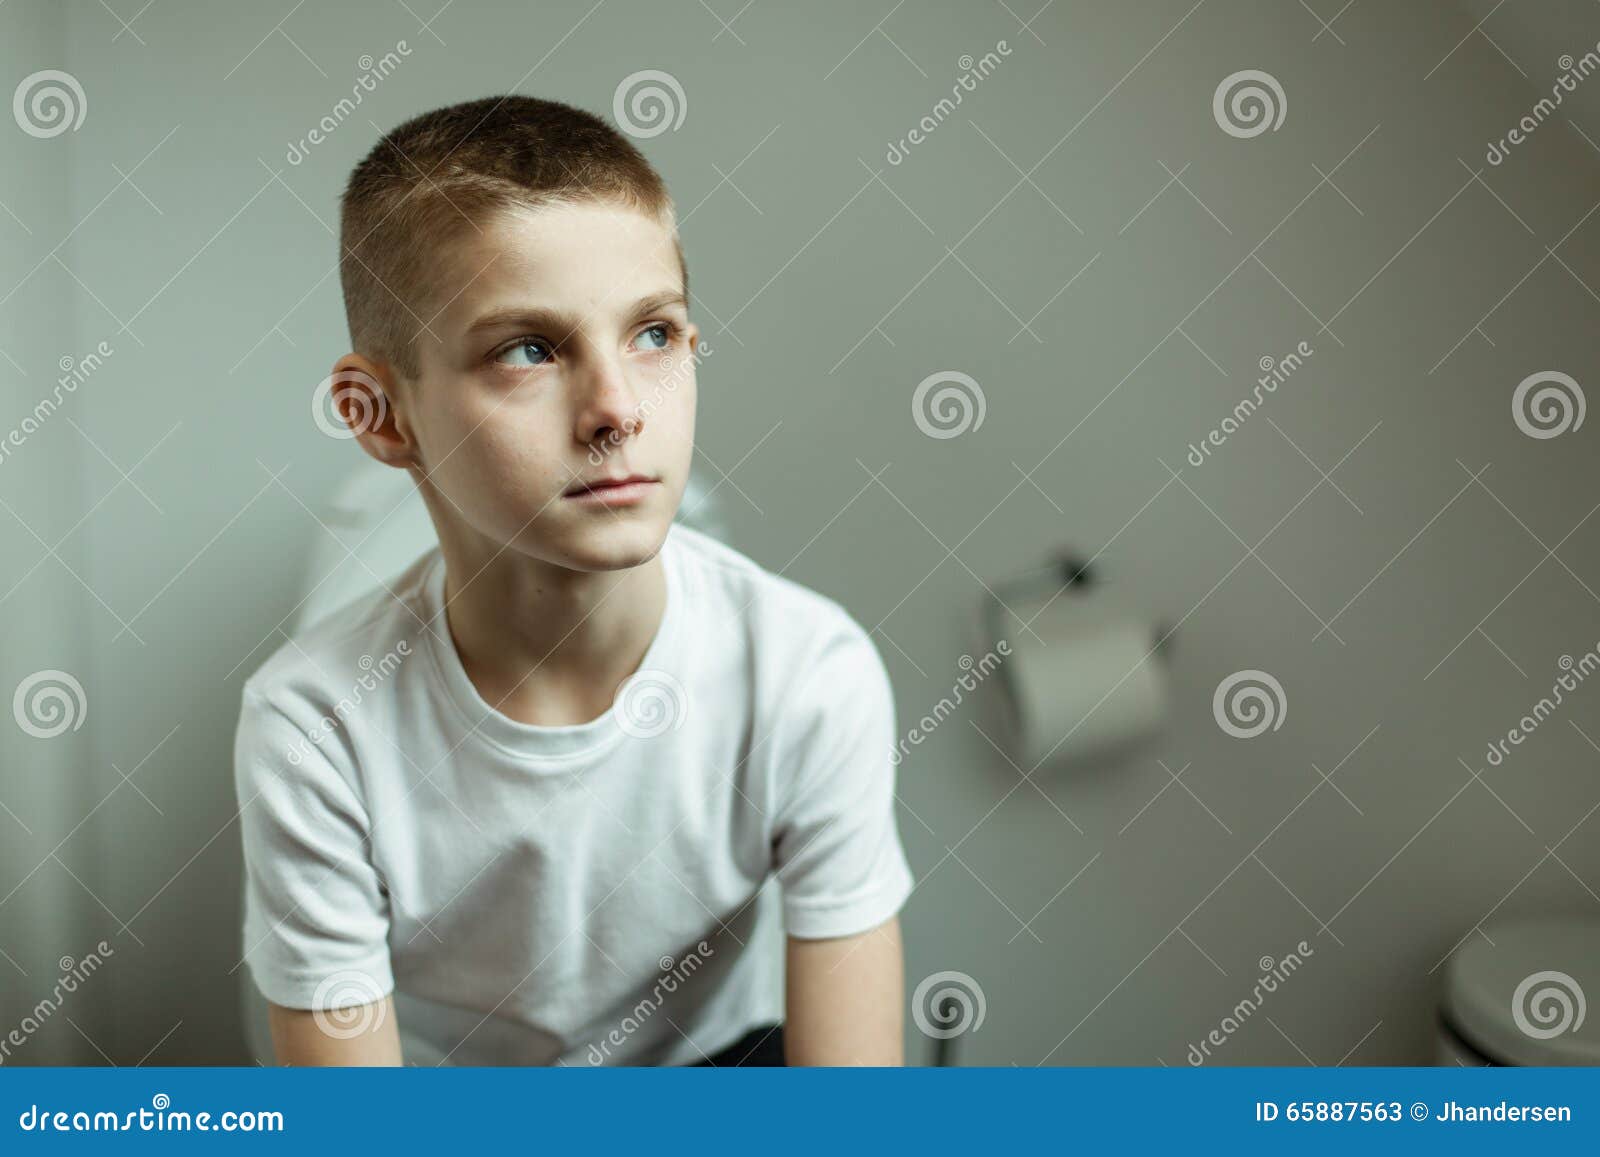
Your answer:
[981,550,1176,662]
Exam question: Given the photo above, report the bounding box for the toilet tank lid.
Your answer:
[1442,916,1599,1065]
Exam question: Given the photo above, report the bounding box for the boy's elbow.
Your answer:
[266,996,403,1066]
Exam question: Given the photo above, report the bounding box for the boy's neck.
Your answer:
[434,539,668,729]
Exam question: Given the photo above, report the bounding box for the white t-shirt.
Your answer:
[233,522,913,1065]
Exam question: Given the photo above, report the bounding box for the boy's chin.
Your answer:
[537,515,674,574]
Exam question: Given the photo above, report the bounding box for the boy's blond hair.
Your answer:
[339,95,684,381]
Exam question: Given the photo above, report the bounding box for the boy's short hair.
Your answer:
[339,94,683,381]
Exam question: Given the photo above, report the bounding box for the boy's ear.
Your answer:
[323,352,418,471]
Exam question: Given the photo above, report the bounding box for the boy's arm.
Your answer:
[235,689,398,1066]
[784,917,905,1065]
[267,998,402,1066]
[769,620,914,1065]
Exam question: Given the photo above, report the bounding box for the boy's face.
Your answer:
[400,200,697,574]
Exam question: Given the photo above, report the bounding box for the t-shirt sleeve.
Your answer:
[233,686,394,1010]
[770,617,914,939]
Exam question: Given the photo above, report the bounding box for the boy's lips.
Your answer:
[562,473,660,506]
[562,472,657,497]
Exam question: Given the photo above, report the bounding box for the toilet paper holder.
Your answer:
[978,550,1176,768]
[981,550,1176,661]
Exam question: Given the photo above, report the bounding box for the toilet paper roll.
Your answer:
[992,594,1169,769]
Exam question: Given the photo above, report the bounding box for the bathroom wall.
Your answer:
[0,2,93,1065]
[2,0,1597,1064]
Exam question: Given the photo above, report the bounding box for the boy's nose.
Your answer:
[573,358,642,447]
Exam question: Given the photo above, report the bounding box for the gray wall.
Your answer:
[2,0,1598,1065]
[0,0,89,1067]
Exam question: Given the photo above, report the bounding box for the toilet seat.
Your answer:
[1442,915,1599,1065]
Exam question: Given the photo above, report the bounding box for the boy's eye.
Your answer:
[494,339,552,368]
[634,323,672,351]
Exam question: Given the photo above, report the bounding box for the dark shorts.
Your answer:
[692,1023,785,1066]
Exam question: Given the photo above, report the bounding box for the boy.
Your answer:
[233,95,914,1066]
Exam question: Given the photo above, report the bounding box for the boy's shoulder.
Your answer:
[238,546,435,722]
[238,524,881,718]
[667,522,878,664]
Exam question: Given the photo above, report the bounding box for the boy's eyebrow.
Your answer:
[463,290,688,337]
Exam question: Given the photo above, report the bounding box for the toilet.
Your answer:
[238,457,739,1063]
[1437,915,1599,1065]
